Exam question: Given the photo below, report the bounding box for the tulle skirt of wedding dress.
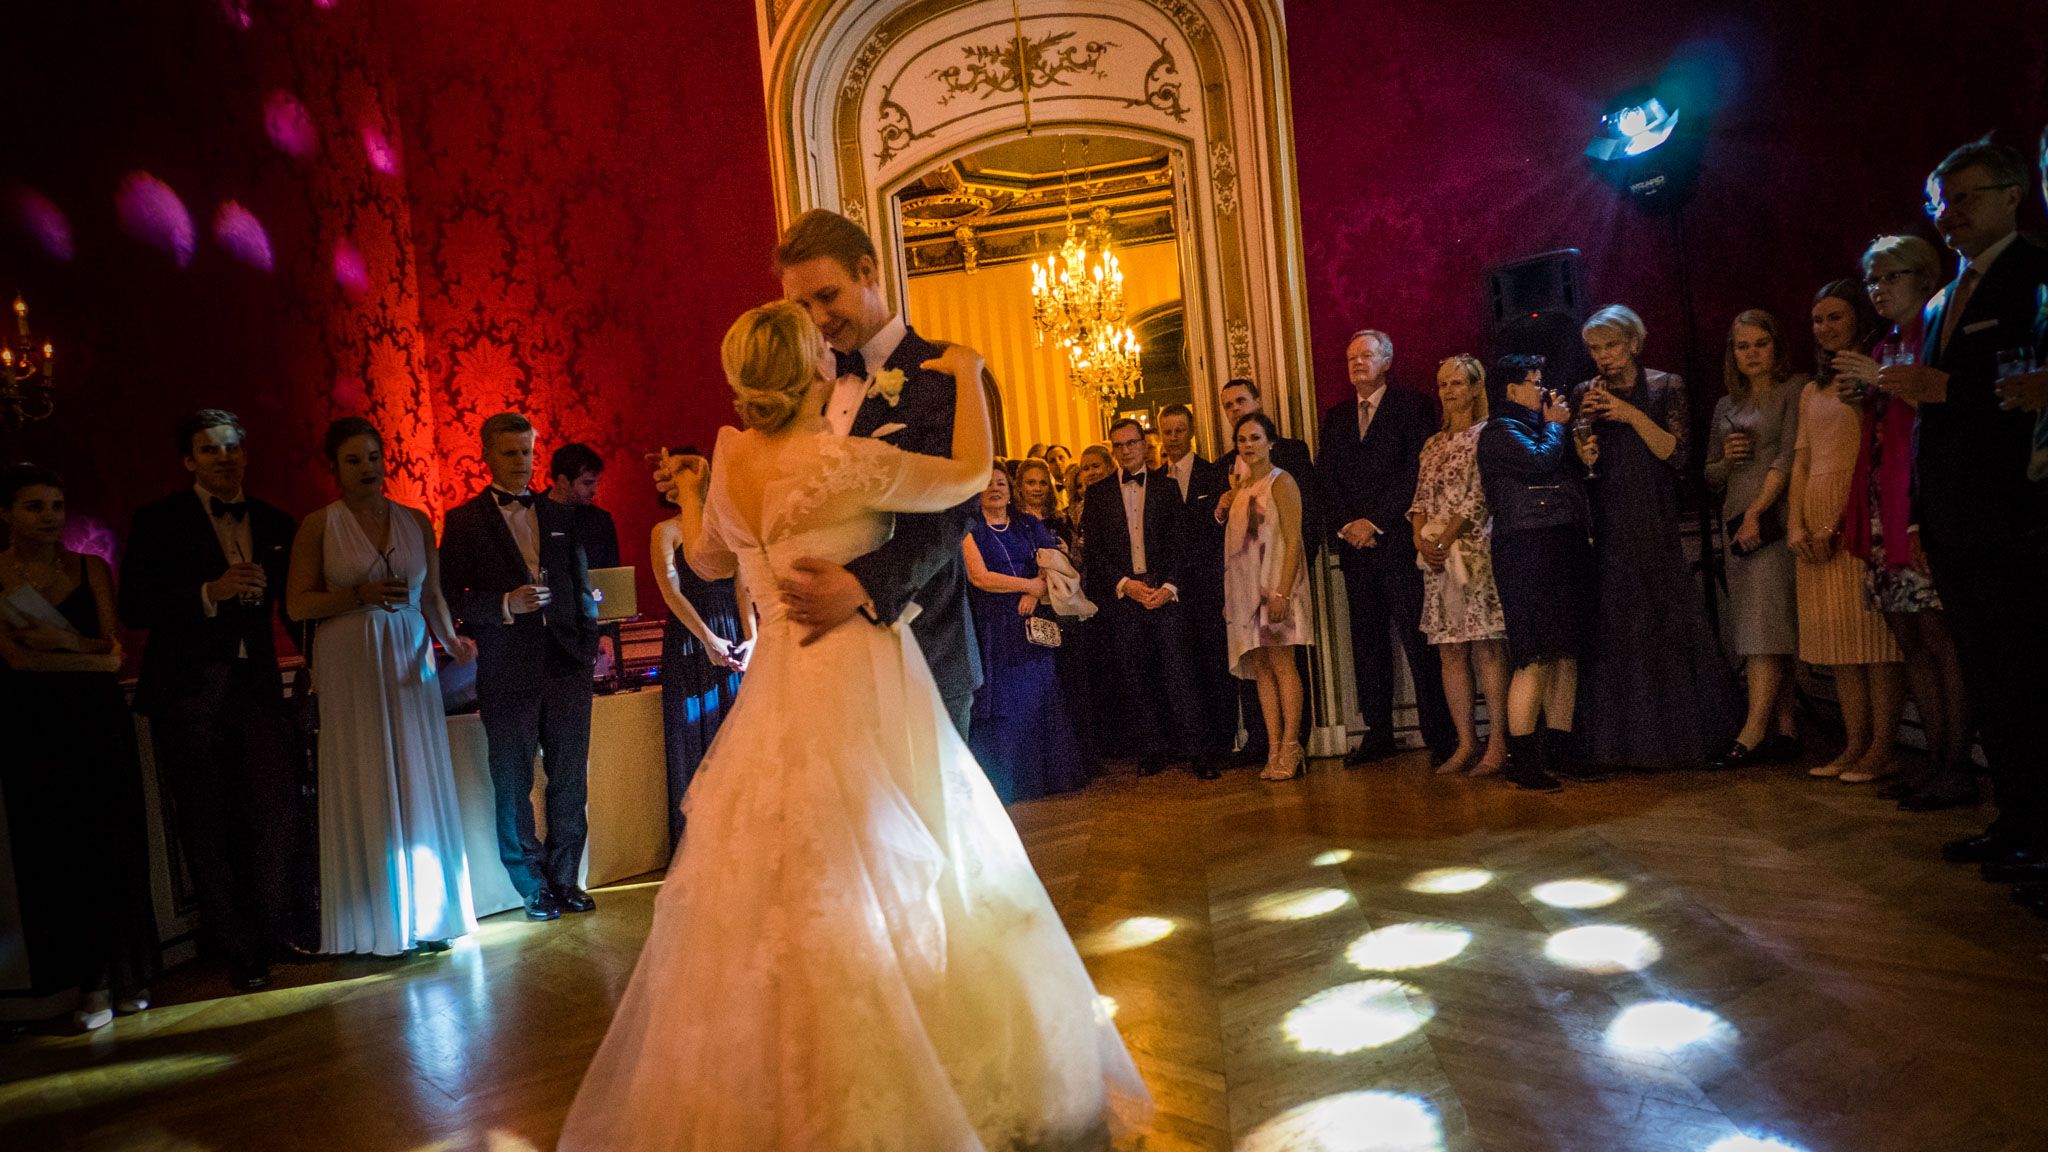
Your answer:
[557,613,1151,1151]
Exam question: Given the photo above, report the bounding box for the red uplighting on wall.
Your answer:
[333,238,370,294]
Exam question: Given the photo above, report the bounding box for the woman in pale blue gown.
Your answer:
[558,303,1149,1151]
[287,417,479,957]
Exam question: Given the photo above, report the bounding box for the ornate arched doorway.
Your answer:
[756,0,1352,754]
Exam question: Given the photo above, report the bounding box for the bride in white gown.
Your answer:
[557,302,1150,1151]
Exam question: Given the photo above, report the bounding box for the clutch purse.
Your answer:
[1729,504,1786,556]
[1025,614,1063,649]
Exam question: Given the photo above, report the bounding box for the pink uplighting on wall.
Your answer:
[65,516,119,566]
[217,0,253,30]
[213,201,274,271]
[334,238,370,295]
[13,188,74,262]
[361,121,401,176]
[264,91,319,159]
[115,171,197,268]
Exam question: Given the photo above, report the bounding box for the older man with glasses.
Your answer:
[1877,136,2048,896]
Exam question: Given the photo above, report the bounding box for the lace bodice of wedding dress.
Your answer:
[557,423,1150,1152]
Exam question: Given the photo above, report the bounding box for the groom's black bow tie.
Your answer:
[491,488,536,509]
[209,497,249,521]
[834,349,868,380]
[1121,472,1145,486]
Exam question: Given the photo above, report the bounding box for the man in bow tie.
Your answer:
[775,208,982,735]
[120,409,302,992]
[441,412,601,922]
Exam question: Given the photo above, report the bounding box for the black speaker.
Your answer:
[1485,249,1593,393]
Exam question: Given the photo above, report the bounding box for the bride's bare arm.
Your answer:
[877,344,994,512]
[673,460,738,582]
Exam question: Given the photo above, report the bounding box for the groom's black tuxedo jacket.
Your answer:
[120,488,298,716]
[440,489,600,698]
[845,324,982,704]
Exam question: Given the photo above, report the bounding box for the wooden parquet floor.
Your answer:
[6,752,2048,1152]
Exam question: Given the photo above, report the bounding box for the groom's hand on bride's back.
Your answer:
[782,557,873,646]
[921,343,984,383]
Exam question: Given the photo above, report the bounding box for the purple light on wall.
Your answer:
[313,0,339,10]
[361,121,401,176]
[115,171,197,268]
[264,91,318,159]
[334,239,370,295]
[217,0,253,29]
[213,201,273,271]
[65,516,119,566]
[13,189,74,262]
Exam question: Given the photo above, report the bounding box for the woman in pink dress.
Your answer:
[1223,412,1312,781]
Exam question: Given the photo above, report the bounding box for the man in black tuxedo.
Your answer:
[119,409,299,991]
[774,208,981,735]
[440,412,601,921]
[1878,137,2048,885]
[1159,403,1235,762]
[1215,377,1321,764]
[547,441,621,677]
[1082,418,1219,779]
[1318,329,1457,766]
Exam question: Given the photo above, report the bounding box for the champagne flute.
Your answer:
[230,540,263,607]
[1572,411,1599,479]
[377,547,401,613]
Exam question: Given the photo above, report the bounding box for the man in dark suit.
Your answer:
[440,412,601,922]
[1081,418,1219,779]
[547,441,621,677]
[1318,330,1457,766]
[1159,402,1235,762]
[1217,377,1321,551]
[1215,377,1321,765]
[774,208,982,735]
[119,409,299,991]
[1879,137,2048,886]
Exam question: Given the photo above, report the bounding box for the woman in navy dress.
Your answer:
[651,460,749,849]
[962,466,1087,803]
[1571,306,1740,770]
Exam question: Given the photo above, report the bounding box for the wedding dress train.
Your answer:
[557,427,1150,1151]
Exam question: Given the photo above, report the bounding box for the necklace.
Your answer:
[986,516,1011,533]
[3,549,63,596]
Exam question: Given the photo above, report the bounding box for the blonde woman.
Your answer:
[560,302,1148,1149]
[1704,309,1804,769]
[1409,355,1509,777]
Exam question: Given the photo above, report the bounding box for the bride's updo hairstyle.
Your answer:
[722,300,826,434]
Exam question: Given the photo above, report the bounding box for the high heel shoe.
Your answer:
[1709,741,1758,771]
[1260,742,1304,781]
[115,989,151,1014]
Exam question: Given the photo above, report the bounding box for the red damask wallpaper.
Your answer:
[3,0,777,619]
[1285,0,2048,409]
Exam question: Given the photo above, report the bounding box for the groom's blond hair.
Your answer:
[723,301,825,434]
[775,209,876,277]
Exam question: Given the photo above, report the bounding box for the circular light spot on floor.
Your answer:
[1544,925,1663,973]
[1705,1136,1810,1152]
[1606,1001,1728,1052]
[1283,980,1436,1054]
[1404,867,1493,894]
[1311,849,1356,866]
[1253,888,1352,922]
[1096,995,1119,1020]
[1531,878,1627,908]
[1239,1090,1444,1152]
[1345,922,1471,971]
[1081,915,1175,955]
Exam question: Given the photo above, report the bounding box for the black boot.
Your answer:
[1504,732,1563,792]
[1544,727,1605,781]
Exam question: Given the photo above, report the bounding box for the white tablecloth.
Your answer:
[445,686,672,916]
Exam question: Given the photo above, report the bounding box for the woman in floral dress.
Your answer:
[1409,355,1509,777]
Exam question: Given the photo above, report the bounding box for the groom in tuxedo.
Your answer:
[775,208,982,736]
[440,412,601,921]
[120,409,300,991]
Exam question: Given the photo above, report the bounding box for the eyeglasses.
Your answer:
[1923,183,2018,219]
[1863,269,1916,290]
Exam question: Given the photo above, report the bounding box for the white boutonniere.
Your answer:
[866,368,906,407]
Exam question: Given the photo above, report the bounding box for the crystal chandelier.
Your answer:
[1031,204,1143,405]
